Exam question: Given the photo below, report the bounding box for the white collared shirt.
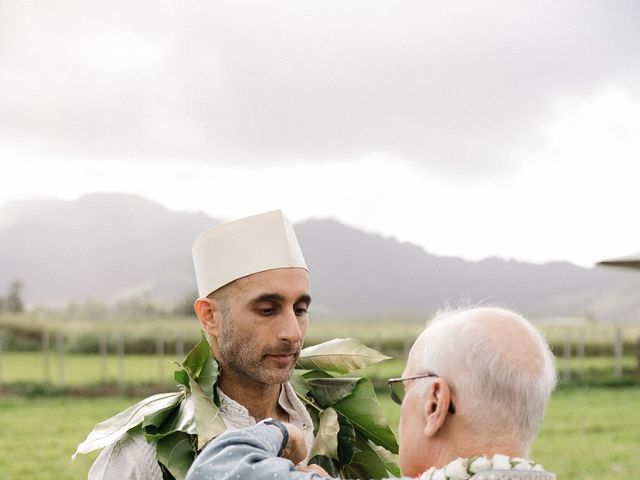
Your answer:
[217,383,315,458]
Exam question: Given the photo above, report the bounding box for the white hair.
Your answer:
[413,306,556,452]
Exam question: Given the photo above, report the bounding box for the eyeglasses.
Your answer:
[387,373,456,414]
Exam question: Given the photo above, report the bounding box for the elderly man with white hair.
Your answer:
[186,306,558,480]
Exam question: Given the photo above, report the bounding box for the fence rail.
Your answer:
[557,325,632,382]
[0,333,193,394]
[0,325,639,394]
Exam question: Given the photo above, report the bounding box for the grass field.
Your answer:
[2,387,639,480]
[0,352,184,386]
[0,396,133,479]
[532,388,640,480]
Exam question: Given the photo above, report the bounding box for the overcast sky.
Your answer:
[1,1,639,267]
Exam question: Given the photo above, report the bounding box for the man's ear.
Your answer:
[194,297,221,338]
[423,378,452,437]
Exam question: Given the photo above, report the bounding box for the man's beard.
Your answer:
[218,318,301,385]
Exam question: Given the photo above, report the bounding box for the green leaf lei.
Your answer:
[74,333,400,480]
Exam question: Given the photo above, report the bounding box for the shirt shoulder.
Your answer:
[88,431,163,480]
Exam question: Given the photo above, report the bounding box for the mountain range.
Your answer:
[1,193,639,322]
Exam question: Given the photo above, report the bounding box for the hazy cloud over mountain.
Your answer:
[1,194,639,321]
[2,1,640,176]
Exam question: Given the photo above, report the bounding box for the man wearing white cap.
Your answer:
[88,210,315,480]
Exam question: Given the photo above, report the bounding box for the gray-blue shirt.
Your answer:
[186,423,557,480]
[186,423,338,480]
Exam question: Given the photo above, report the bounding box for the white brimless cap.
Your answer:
[192,210,308,298]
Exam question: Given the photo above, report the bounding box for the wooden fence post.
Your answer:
[117,332,125,394]
[614,326,623,379]
[176,336,184,360]
[43,330,51,384]
[100,334,108,384]
[563,329,571,382]
[577,328,585,377]
[56,331,65,388]
[156,337,165,381]
[0,334,4,393]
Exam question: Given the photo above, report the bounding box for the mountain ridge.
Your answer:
[1,193,638,321]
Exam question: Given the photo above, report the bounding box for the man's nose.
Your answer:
[278,308,303,344]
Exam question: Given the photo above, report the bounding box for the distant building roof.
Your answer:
[598,252,640,270]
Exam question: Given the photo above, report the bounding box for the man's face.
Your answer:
[216,267,310,385]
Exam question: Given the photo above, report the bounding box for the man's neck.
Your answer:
[217,372,289,422]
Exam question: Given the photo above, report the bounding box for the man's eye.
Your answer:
[258,308,276,316]
[295,307,308,316]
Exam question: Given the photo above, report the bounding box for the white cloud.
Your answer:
[1,1,640,177]
[1,2,640,267]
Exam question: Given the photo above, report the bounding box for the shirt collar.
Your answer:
[217,383,312,431]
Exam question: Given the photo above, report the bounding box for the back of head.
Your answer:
[413,306,556,452]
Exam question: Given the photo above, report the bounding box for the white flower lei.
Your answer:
[419,454,546,480]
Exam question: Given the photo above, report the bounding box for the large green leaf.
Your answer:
[341,449,394,480]
[195,356,219,401]
[340,436,400,479]
[367,442,401,478]
[174,367,190,389]
[143,396,197,442]
[73,392,184,459]
[307,416,358,479]
[297,338,391,374]
[156,432,196,480]
[289,371,311,397]
[308,455,341,478]
[182,332,212,378]
[141,397,185,431]
[333,378,398,453]
[189,376,226,449]
[301,369,335,380]
[309,407,339,460]
[292,370,335,426]
[307,377,359,407]
[336,414,357,466]
[296,370,335,409]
